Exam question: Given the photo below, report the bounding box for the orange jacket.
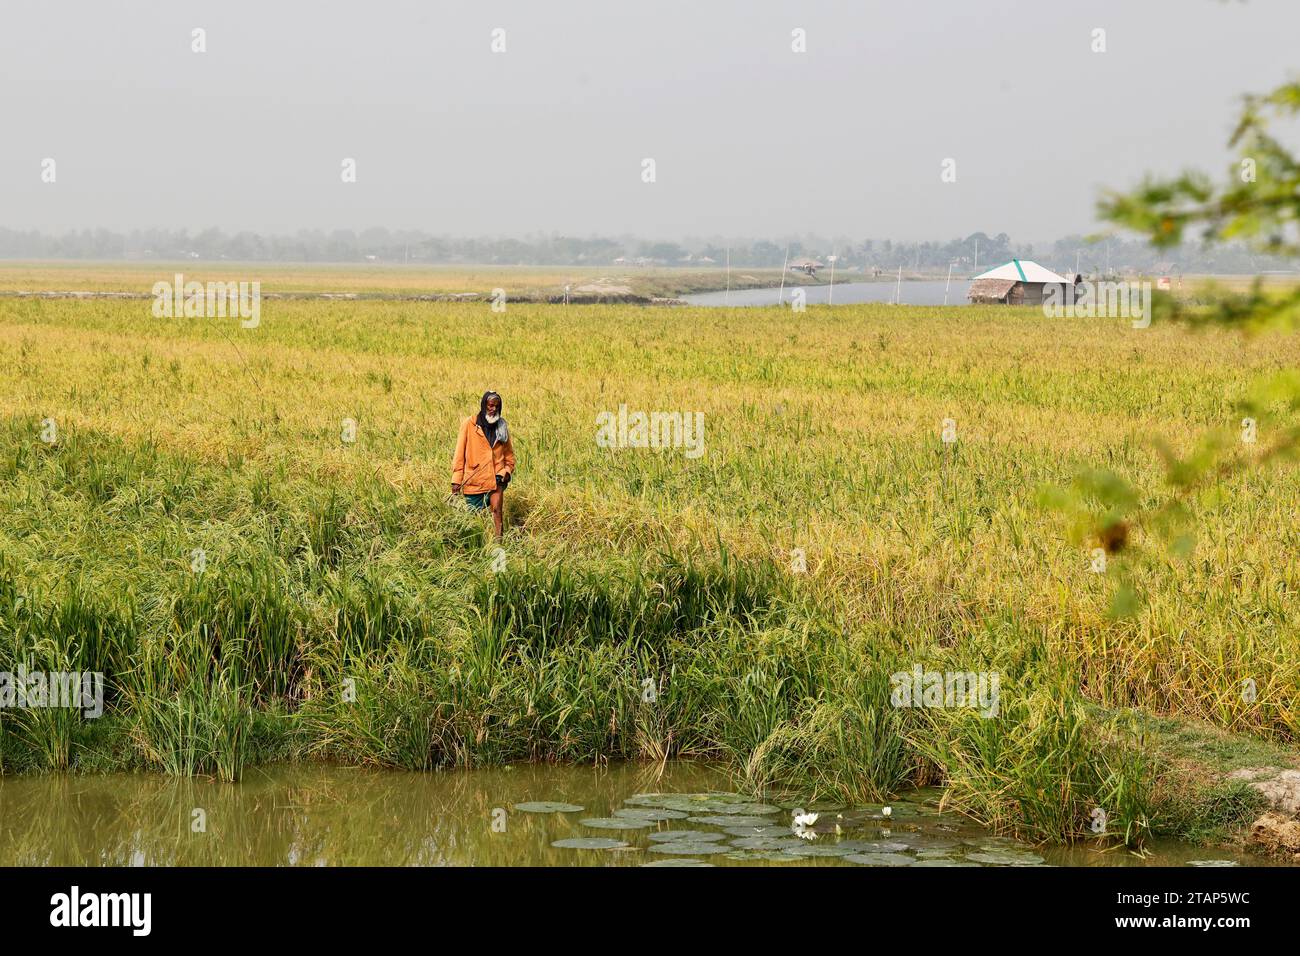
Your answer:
[451,416,516,494]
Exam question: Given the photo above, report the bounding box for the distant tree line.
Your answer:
[0,227,1292,274]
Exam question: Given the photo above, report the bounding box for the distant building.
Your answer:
[789,257,823,277]
[967,259,1076,305]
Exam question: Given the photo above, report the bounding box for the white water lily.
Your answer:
[791,809,819,840]
[882,806,892,818]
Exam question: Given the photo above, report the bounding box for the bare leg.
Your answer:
[489,489,504,538]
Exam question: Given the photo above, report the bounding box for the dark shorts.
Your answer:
[464,492,492,511]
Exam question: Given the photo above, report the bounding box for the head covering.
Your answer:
[476,391,509,447]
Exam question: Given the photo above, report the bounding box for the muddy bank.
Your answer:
[1230,769,1300,860]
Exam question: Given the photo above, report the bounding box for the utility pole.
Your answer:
[944,260,955,305]
[827,254,838,305]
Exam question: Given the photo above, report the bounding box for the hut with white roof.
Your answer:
[967,259,1076,305]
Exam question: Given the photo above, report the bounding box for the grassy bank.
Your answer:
[0,296,1296,850]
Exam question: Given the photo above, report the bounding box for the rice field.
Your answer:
[0,287,1297,847]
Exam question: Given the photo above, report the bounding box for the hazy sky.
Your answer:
[2,0,1296,240]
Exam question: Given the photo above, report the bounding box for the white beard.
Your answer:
[485,413,500,424]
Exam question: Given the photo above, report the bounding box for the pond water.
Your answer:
[683,280,971,307]
[0,762,1264,867]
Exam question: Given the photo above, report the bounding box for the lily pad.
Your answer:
[963,836,1023,850]
[909,838,961,851]
[646,842,733,856]
[844,852,916,866]
[910,858,981,867]
[688,815,776,827]
[623,793,675,807]
[580,817,656,830]
[552,838,628,850]
[627,794,720,809]
[513,801,584,814]
[705,803,781,816]
[647,829,727,844]
[783,844,857,858]
[831,840,886,852]
[613,807,688,822]
[640,859,715,867]
[965,850,1046,866]
[845,841,913,853]
[878,832,961,850]
[724,824,793,838]
[627,792,760,814]
[730,836,806,851]
[664,800,734,814]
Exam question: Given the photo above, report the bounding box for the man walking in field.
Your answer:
[451,391,515,538]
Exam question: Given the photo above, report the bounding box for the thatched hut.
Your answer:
[967,259,1074,305]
